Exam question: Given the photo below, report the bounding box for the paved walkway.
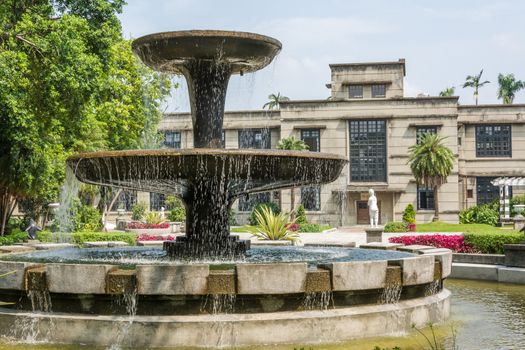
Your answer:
[232,227,463,247]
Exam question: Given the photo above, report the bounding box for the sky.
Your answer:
[118,0,525,112]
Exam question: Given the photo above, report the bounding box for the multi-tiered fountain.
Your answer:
[67,30,347,260]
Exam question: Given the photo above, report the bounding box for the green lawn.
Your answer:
[416,222,518,234]
[230,225,332,233]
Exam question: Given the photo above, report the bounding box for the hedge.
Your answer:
[71,231,137,246]
[464,232,524,254]
[384,222,408,233]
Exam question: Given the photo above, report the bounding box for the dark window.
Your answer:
[238,129,271,149]
[238,192,271,212]
[417,186,435,210]
[150,193,166,211]
[467,189,473,199]
[111,191,137,211]
[301,186,321,211]
[348,85,363,98]
[300,129,320,152]
[371,84,386,98]
[349,120,387,182]
[475,125,511,157]
[164,131,181,148]
[476,177,511,205]
[416,126,438,144]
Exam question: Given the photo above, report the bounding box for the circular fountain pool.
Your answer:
[0,246,414,265]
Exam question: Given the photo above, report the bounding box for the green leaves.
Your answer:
[497,73,524,104]
[251,206,298,242]
[408,133,454,188]
[277,136,309,151]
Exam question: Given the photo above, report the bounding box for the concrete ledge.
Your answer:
[322,261,387,291]
[236,263,307,294]
[498,267,525,284]
[136,264,209,295]
[452,253,505,265]
[450,263,499,281]
[390,256,435,286]
[83,241,129,248]
[304,242,356,248]
[420,249,452,278]
[0,289,450,348]
[249,240,292,246]
[47,264,115,294]
[396,245,435,253]
[0,261,39,290]
[137,241,165,247]
[359,242,403,250]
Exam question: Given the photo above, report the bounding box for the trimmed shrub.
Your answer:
[249,202,281,226]
[71,231,137,246]
[131,201,148,221]
[166,196,186,222]
[384,221,408,233]
[459,204,499,226]
[295,204,308,225]
[389,234,473,253]
[464,232,524,254]
[298,223,323,233]
[75,204,102,231]
[402,204,416,224]
[0,229,30,245]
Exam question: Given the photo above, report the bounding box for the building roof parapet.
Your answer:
[329,58,406,76]
[459,104,525,110]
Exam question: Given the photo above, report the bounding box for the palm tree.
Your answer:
[439,87,455,97]
[277,136,309,218]
[497,73,524,104]
[463,69,490,105]
[263,92,290,110]
[408,133,454,222]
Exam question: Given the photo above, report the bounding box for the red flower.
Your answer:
[137,234,175,241]
[127,222,170,229]
[389,234,475,253]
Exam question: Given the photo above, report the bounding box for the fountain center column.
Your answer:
[183,60,232,148]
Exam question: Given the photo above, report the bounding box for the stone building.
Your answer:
[93,59,525,226]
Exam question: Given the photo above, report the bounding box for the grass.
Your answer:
[230,224,332,234]
[416,221,518,234]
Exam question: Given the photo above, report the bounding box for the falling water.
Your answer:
[54,166,80,235]
[202,294,236,315]
[27,290,52,313]
[302,291,333,311]
[108,290,138,350]
[379,283,403,304]
[425,280,441,297]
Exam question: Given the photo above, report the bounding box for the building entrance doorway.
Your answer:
[357,200,381,225]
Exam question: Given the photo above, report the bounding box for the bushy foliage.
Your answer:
[71,231,137,246]
[0,229,30,245]
[75,204,102,231]
[295,204,308,225]
[131,201,147,221]
[402,204,416,224]
[251,206,298,242]
[145,212,163,225]
[249,202,281,226]
[389,234,473,253]
[459,204,499,226]
[384,221,408,233]
[298,223,323,233]
[166,196,185,222]
[511,195,525,217]
[464,232,524,254]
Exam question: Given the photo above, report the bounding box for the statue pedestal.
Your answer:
[365,227,384,243]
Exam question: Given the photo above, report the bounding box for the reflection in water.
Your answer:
[0,279,523,349]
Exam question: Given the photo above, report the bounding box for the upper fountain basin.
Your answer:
[66,148,347,198]
[132,30,282,75]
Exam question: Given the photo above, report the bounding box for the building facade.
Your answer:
[108,59,525,226]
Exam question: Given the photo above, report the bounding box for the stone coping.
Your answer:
[450,263,525,285]
[0,289,450,348]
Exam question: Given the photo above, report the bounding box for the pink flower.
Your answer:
[127,222,170,229]
[389,234,474,253]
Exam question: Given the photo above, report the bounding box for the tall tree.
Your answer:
[439,87,455,97]
[408,133,454,222]
[277,136,309,218]
[497,73,524,104]
[0,0,171,234]
[462,69,490,105]
[263,92,290,110]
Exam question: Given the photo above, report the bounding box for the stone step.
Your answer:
[137,240,165,246]
[0,245,35,254]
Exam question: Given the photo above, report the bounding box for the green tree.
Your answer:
[439,87,455,97]
[497,73,524,104]
[262,92,290,110]
[462,69,490,105]
[408,133,454,221]
[0,0,171,234]
[277,136,309,218]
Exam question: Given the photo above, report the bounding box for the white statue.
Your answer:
[368,188,379,228]
[160,207,165,220]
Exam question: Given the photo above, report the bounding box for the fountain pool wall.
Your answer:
[0,246,451,347]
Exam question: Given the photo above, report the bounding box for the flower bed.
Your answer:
[137,234,175,241]
[389,234,474,253]
[127,222,170,229]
